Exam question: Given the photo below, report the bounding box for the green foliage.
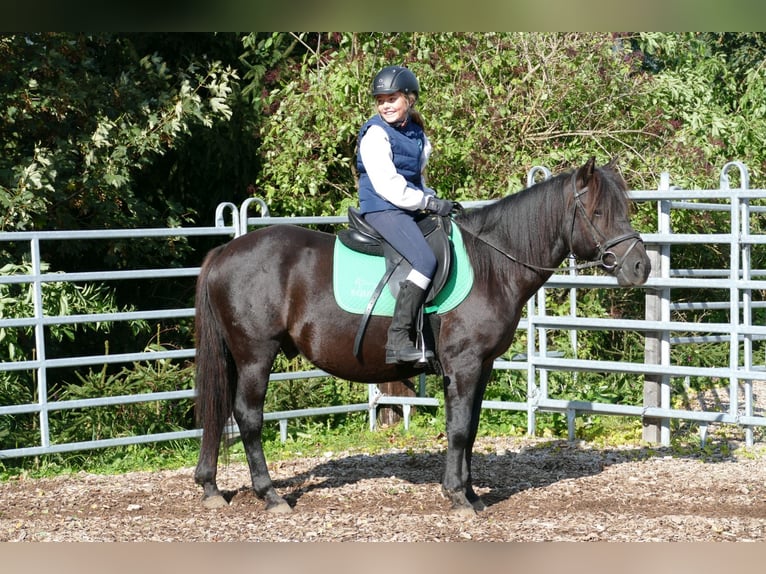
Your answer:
[50,343,195,444]
[418,33,660,195]
[636,32,766,186]
[0,261,137,355]
[250,33,371,216]
[0,33,239,233]
[250,33,667,216]
[265,353,368,430]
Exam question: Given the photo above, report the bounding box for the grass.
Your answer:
[2,409,764,482]
[0,440,203,481]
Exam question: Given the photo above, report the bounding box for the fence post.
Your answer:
[376,380,416,427]
[31,236,51,450]
[721,162,753,446]
[643,172,672,444]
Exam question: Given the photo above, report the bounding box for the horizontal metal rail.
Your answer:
[3,161,766,459]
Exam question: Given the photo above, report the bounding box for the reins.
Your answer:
[453,172,643,274]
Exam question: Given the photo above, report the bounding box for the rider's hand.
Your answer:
[425,195,458,217]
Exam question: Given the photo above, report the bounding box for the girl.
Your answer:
[356,65,458,364]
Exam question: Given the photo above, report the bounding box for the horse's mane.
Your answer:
[454,173,568,284]
[453,163,631,284]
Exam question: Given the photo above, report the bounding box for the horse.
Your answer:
[193,157,651,514]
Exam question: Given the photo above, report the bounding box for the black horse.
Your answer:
[193,157,650,514]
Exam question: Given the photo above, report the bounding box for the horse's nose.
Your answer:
[636,257,651,282]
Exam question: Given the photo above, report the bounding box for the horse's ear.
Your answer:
[606,156,619,170]
[578,156,597,185]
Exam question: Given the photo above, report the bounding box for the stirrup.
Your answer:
[415,347,435,365]
[414,306,433,365]
[385,346,434,365]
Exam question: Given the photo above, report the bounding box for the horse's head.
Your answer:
[566,157,651,286]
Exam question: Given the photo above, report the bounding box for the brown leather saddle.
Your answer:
[336,207,453,358]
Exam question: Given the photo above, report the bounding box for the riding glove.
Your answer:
[425,195,457,216]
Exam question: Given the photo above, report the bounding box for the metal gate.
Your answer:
[2,162,766,460]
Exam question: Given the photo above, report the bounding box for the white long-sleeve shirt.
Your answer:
[358,123,435,211]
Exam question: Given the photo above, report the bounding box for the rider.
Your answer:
[356,65,459,365]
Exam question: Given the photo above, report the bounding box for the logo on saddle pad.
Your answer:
[333,221,473,317]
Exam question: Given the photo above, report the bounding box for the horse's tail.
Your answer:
[194,245,234,450]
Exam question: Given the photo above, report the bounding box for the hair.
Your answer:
[406,93,425,129]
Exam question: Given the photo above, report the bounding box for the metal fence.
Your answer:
[2,162,766,460]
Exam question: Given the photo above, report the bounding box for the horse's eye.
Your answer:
[593,209,603,217]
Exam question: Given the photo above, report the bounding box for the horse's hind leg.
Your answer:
[234,359,292,513]
[195,415,228,509]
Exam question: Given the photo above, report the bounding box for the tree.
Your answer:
[249,33,669,216]
[0,34,240,233]
[0,33,250,386]
[634,32,766,187]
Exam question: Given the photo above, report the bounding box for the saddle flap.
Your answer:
[337,228,382,256]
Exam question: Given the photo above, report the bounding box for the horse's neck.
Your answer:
[508,196,571,304]
[502,189,571,271]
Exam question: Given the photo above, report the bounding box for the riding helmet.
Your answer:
[371,66,420,100]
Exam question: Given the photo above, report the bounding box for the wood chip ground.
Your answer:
[3,434,766,542]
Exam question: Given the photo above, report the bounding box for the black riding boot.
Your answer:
[385,280,434,365]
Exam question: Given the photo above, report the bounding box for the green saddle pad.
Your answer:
[333,224,473,316]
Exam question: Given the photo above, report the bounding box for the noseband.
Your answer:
[568,172,643,273]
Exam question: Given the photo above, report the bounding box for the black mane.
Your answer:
[454,170,573,281]
[453,163,631,283]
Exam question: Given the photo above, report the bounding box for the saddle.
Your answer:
[337,207,453,303]
[337,207,454,358]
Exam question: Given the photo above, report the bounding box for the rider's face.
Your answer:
[375,92,410,125]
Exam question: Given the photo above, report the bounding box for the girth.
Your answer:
[337,207,453,303]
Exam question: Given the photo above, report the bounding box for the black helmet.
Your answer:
[371,66,420,100]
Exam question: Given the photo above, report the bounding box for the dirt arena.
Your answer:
[2,434,766,542]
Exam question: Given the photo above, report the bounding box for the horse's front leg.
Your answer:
[463,374,491,512]
[441,374,482,515]
[234,363,292,513]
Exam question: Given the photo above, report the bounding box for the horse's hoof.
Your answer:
[201,495,229,509]
[450,504,477,517]
[266,501,293,514]
[442,486,479,514]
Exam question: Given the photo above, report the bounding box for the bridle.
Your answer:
[455,171,643,274]
[567,172,643,273]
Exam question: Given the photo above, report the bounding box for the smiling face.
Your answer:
[375,92,410,125]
